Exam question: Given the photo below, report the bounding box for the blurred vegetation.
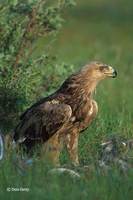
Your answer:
[0,0,75,131]
[1,0,133,199]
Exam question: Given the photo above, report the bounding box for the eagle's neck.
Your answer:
[60,74,99,100]
[80,79,99,98]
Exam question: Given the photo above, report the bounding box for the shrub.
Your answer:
[0,0,75,131]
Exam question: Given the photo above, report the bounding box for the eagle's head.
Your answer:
[82,61,117,80]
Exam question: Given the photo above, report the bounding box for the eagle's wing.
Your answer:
[14,100,72,144]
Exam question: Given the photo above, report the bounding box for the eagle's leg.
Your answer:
[42,133,62,166]
[65,130,79,166]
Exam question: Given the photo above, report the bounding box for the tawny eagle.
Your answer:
[14,61,117,165]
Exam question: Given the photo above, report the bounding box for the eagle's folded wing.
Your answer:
[14,101,72,144]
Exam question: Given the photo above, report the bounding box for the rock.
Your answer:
[48,167,81,179]
[99,135,133,172]
[0,131,4,161]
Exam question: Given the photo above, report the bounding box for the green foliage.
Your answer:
[0,153,133,200]
[1,1,133,199]
[0,0,75,130]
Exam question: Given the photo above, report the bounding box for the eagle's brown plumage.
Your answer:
[14,61,117,165]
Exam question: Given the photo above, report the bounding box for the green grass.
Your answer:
[1,0,133,199]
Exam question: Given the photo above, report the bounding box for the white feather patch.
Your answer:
[88,103,93,116]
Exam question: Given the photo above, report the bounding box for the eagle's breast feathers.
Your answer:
[73,99,98,132]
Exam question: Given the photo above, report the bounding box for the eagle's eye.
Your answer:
[99,65,108,72]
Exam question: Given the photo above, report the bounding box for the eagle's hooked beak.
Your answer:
[105,66,117,78]
[112,69,117,78]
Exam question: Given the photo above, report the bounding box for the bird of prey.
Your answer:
[13,61,117,166]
